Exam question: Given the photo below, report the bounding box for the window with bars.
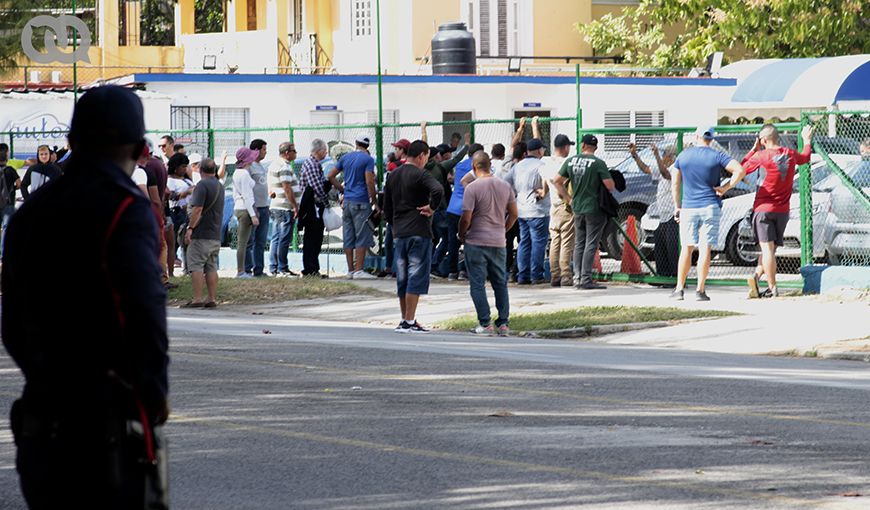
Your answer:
[212,108,250,160]
[465,0,520,57]
[170,106,210,156]
[352,0,372,38]
[603,111,631,152]
[634,111,666,147]
[367,110,400,150]
[603,111,665,151]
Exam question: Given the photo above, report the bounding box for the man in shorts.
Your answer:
[328,136,378,279]
[183,158,225,307]
[383,140,443,333]
[742,124,813,298]
[671,128,745,301]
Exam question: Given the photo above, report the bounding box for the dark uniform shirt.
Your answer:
[2,155,169,420]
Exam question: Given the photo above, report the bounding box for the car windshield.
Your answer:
[814,158,868,191]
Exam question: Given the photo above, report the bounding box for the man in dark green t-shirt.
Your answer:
[553,134,615,290]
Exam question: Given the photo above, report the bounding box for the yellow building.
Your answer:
[4,0,636,85]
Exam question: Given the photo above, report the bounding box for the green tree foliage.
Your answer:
[0,0,97,71]
[578,0,870,70]
[195,0,224,34]
[140,0,174,46]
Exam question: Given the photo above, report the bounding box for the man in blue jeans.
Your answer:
[245,139,271,276]
[329,136,378,279]
[383,140,443,333]
[459,151,518,336]
[504,138,549,284]
[268,142,300,276]
[445,143,484,280]
[671,127,745,301]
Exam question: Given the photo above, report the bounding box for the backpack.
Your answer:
[0,167,13,209]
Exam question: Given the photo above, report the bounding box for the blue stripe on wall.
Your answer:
[131,73,736,87]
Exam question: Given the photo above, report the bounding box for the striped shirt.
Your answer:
[299,156,328,206]
[268,158,301,210]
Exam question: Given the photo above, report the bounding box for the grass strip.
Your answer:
[439,306,738,332]
[167,276,385,306]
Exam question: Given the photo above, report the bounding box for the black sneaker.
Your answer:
[695,290,710,302]
[394,321,411,333]
[759,288,778,298]
[670,289,684,301]
[577,282,607,290]
[532,279,548,285]
[406,321,430,333]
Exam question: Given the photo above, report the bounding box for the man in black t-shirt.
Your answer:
[0,156,20,255]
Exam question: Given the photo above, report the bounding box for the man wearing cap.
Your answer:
[553,134,615,290]
[670,128,745,301]
[188,152,203,182]
[539,134,576,286]
[268,142,300,277]
[142,140,172,287]
[232,146,261,278]
[328,136,378,279]
[388,138,410,172]
[504,138,550,285]
[2,86,169,507]
[426,141,469,276]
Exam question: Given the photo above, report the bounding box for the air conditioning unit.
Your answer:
[30,71,41,83]
[51,71,62,83]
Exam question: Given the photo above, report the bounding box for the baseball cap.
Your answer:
[527,138,544,151]
[554,134,575,148]
[436,143,453,154]
[355,135,371,147]
[188,153,203,165]
[68,85,145,147]
[581,134,599,146]
[696,127,716,140]
[391,139,410,150]
[429,147,440,159]
[235,147,259,167]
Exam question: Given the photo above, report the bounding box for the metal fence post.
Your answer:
[207,128,215,159]
[469,122,476,144]
[798,113,813,267]
[575,64,582,141]
[8,133,14,159]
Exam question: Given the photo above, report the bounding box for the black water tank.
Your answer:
[431,22,476,75]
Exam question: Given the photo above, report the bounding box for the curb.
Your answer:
[818,352,870,362]
[524,320,671,339]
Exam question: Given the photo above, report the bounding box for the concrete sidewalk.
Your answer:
[231,277,870,359]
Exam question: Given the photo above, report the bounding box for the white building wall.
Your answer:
[142,78,730,156]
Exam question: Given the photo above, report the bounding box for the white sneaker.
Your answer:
[353,270,376,280]
[346,272,354,280]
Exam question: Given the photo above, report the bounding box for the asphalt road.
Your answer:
[2,311,870,509]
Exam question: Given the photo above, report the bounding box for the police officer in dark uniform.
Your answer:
[2,86,169,509]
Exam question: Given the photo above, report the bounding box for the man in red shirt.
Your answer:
[740,124,813,298]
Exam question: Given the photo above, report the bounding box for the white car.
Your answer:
[736,155,863,266]
[640,155,851,266]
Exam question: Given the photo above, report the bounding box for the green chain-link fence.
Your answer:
[801,111,870,268]
[7,115,868,287]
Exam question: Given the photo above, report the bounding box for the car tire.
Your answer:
[603,206,647,261]
[726,225,758,266]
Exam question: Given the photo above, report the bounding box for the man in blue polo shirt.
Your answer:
[445,143,484,280]
[671,127,745,301]
[329,135,378,279]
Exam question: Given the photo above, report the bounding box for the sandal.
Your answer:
[180,301,206,308]
[204,301,217,308]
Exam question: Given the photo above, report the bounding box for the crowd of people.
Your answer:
[0,113,818,328]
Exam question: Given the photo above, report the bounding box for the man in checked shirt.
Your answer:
[298,139,331,278]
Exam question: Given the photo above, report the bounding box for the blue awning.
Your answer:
[723,55,870,106]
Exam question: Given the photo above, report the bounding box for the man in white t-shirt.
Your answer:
[539,134,575,287]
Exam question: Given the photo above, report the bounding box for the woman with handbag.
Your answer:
[233,147,260,278]
[166,153,195,276]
